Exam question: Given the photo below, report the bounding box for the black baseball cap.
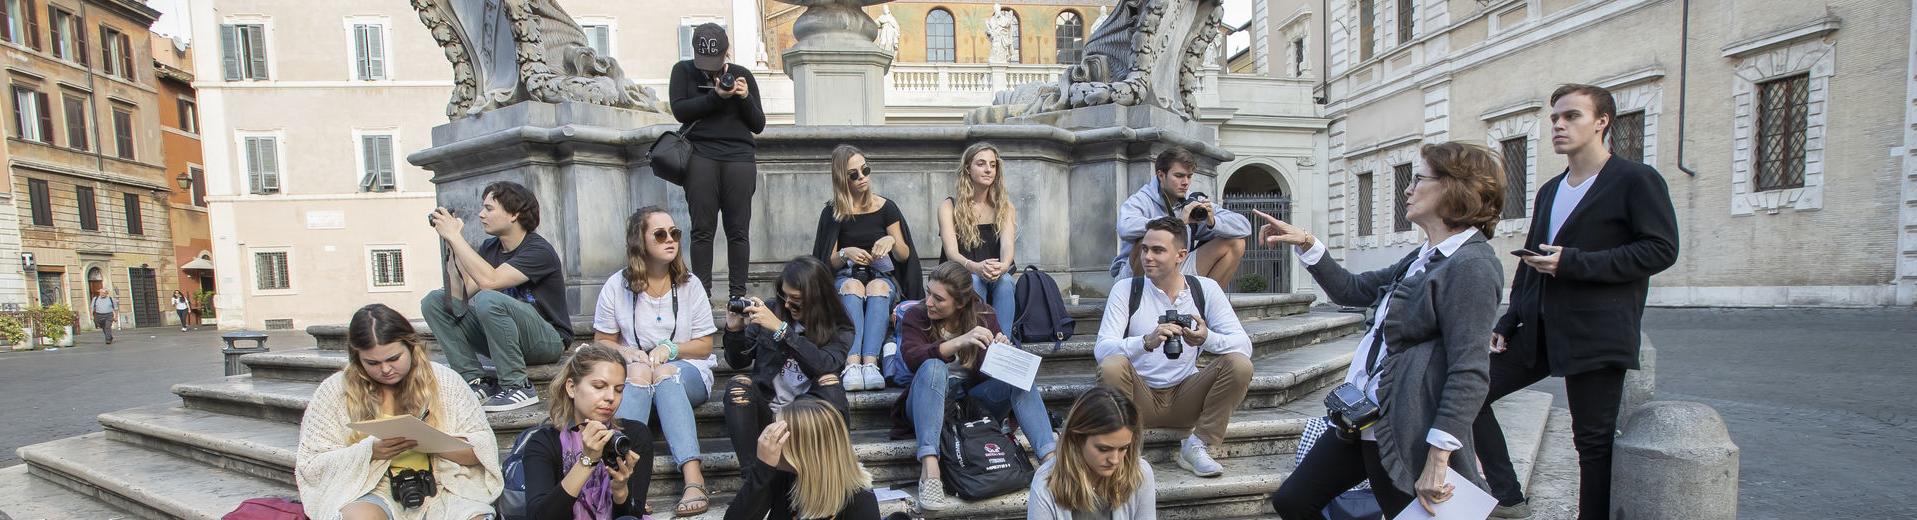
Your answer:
[691,23,729,72]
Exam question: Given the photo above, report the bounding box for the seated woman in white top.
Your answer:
[1028,386,1157,520]
[592,206,719,517]
[295,303,502,520]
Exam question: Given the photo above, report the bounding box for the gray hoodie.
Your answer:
[1110,176,1253,278]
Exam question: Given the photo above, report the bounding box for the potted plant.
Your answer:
[195,290,216,319]
[35,303,75,347]
[0,314,25,350]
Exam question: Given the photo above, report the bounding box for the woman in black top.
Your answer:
[671,23,767,299]
[936,142,1019,334]
[722,256,857,470]
[725,396,880,520]
[523,344,654,520]
[809,144,923,393]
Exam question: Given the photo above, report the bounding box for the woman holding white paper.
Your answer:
[890,261,1055,511]
[295,303,501,520]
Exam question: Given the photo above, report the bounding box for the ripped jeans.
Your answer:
[614,360,709,467]
[720,371,849,465]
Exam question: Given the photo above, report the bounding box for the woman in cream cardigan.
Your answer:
[296,304,502,520]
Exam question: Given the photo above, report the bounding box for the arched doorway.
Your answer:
[1221,164,1291,293]
[86,266,105,302]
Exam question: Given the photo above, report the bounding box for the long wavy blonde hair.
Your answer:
[952,142,1015,252]
[829,144,879,221]
[779,397,872,518]
[342,304,444,442]
[622,206,690,294]
[1050,387,1145,512]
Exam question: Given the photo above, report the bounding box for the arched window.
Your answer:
[1005,9,1022,63]
[1055,11,1083,64]
[926,9,956,63]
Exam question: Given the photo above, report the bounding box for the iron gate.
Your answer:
[1221,195,1291,293]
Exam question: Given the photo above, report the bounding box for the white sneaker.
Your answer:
[863,364,886,389]
[841,364,867,391]
[1176,437,1224,478]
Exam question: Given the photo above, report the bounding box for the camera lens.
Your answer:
[728,298,751,314]
[603,430,633,466]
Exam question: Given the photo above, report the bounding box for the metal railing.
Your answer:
[1222,195,1293,293]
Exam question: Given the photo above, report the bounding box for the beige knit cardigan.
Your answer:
[295,362,504,520]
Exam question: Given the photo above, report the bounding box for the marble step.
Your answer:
[180,332,1362,445]
[15,433,296,520]
[251,310,1363,384]
[303,293,1321,351]
[0,465,139,520]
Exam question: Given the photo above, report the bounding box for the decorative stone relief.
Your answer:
[968,0,1225,122]
[1729,37,1832,215]
[410,0,664,120]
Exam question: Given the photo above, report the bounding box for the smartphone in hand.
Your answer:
[1511,248,1543,257]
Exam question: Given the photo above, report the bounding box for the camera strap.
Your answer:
[1127,275,1208,331]
[629,283,681,345]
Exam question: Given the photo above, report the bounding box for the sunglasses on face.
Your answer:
[847,165,872,181]
[652,227,682,243]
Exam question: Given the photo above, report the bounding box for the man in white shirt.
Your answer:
[1095,216,1254,478]
[90,288,118,344]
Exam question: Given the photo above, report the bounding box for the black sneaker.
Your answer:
[481,383,540,412]
[466,377,498,402]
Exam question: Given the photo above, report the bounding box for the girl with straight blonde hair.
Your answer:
[295,303,501,520]
[1029,386,1156,519]
[937,141,1019,333]
[810,144,924,392]
[725,396,879,519]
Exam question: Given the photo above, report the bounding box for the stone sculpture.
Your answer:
[968,0,1225,123]
[874,5,901,56]
[987,4,1017,64]
[411,0,663,119]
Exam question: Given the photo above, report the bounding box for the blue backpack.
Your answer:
[881,300,921,387]
[496,424,552,520]
[1011,266,1074,352]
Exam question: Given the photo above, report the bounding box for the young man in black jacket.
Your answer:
[1474,84,1679,519]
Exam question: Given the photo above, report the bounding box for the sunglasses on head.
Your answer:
[652,227,682,243]
[846,165,872,181]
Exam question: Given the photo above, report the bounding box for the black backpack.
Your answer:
[1012,266,1074,352]
[937,388,1036,500]
[1126,275,1209,324]
[496,424,553,520]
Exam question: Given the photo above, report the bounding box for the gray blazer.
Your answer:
[1303,234,1503,495]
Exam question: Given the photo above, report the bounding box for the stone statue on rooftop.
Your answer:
[968,0,1225,123]
[411,0,663,119]
[874,5,901,56]
[987,4,1017,64]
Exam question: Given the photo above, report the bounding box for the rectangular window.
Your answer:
[582,24,611,58]
[244,136,281,194]
[100,25,132,79]
[1358,0,1376,61]
[189,166,206,206]
[680,21,725,61]
[359,134,395,192]
[76,185,96,230]
[221,24,269,80]
[112,108,133,159]
[1357,172,1374,236]
[1754,74,1809,191]
[62,94,86,150]
[28,178,50,226]
[1397,0,1415,44]
[1292,37,1306,76]
[50,7,83,63]
[352,23,386,80]
[12,85,51,143]
[1393,163,1412,232]
[176,98,197,133]
[370,249,405,287]
[1610,111,1645,163]
[1499,137,1529,220]
[254,251,290,291]
[2,0,40,50]
[124,193,141,235]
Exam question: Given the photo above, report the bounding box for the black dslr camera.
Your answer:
[1324,382,1383,442]
[1175,192,1212,223]
[728,297,753,315]
[426,208,454,227]
[1157,310,1195,359]
[387,465,438,508]
[720,72,738,90]
[602,429,635,467]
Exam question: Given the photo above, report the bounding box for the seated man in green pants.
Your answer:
[424,181,569,412]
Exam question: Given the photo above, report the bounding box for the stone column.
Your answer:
[777,0,894,125]
[1612,401,1740,520]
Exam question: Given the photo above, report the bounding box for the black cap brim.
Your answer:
[694,53,726,72]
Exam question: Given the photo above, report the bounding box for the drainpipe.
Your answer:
[1316,0,1329,104]
[80,3,104,174]
[1674,0,1698,176]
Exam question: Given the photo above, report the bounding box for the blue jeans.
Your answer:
[973,274,1017,334]
[615,360,709,467]
[906,358,1056,460]
[836,270,897,359]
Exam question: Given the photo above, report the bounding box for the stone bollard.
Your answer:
[1618,336,1657,430]
[1612,401,1739,520]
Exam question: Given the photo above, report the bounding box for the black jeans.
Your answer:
[1269,430,1414,519]
[1473,330,1627,519]
[685,154,757,298]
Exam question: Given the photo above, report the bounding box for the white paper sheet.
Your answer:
[348,415,473,454]
[979,342,1042,391]
[1391,468,1497,520]
[871,486,912,503]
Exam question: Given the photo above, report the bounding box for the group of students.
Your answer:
[289,32,1674,520]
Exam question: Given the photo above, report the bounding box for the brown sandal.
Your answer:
[675,483,710,517]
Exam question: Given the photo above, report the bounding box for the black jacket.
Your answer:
[1495,156,1679,376]
[521,420,654,520]
[669,60,766,162]
[722,456,881,520]
[723,321,856,414]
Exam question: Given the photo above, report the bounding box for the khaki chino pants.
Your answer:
[1096,352,1254,446]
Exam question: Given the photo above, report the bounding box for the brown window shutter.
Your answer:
[75,16,87,66]
[35,92,52,143]
[0,2,12,43]
[47,10,60,58]
[25,1,40,50]
[118,36,132,80]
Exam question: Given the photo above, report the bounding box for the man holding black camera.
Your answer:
[1095,216,1254,478]
[1112,146,1251,286]
[422,181,569,413]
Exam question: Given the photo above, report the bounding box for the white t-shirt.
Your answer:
[1548,172,1598,244]
[173,296,189,311]
[592,271,720,390]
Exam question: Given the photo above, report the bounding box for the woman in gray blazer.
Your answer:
[1258,142,1508,519]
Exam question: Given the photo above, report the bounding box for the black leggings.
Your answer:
[1268,430,1415,519]
[685,154,757,298]
[721,374,851,464]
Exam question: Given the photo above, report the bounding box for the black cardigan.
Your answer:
[723,322,856,415]
[522,420,655,520]
[811,200,925,301]
[722,458,881,520]
[1495,156,1679,376]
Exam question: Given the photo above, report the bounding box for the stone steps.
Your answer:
[0,465,139,520]
[302,293,1320,351]
[14,433,295,520]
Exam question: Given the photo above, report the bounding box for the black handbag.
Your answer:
[646,121,698,187]
[937,383,1035,500]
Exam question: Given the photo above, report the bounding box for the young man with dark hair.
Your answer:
[1112,146,1251,286]
[1096,216,1253,478]
[1474,84,1678,518]
[423,181,570,412]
